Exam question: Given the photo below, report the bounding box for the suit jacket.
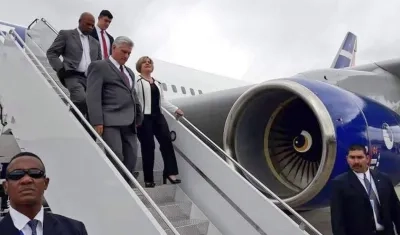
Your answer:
[135,76,178,115]
[86,59,143,131]
[330,169,400,235]
[90,28,114,56]
[46,29,102,85]
[0,212,88,235]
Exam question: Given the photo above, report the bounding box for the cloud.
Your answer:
[1,0,400,83]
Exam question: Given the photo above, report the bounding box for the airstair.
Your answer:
[0,18,322,235]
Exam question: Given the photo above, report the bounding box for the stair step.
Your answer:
[148,206,209,235]
[153,201,192,221]
[134,185,177,205]
[171,219,209,235]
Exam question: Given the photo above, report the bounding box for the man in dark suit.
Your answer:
[86,36,143,181]
[90,10,114,59]
[0,152,88,234]
[330,144,400,235]
[46,12,102,117]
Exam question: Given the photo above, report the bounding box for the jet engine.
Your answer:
[173,77,400,209]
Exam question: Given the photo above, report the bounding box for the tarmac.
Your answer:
[297,185,400,235]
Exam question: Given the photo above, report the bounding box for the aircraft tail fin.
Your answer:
[330,32,357,69]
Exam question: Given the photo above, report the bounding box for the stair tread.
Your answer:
[172,218,209,227]
[158,200,192,207]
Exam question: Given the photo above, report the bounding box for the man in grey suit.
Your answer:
[86,36,143,180]
[46,12,102,119]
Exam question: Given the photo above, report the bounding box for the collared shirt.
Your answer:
[9,205,44,235]
[353,169,384,231]
[95,25,110,60]
[76,28,91,73]
[109,56,132,87]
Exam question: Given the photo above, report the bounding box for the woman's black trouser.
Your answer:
[137,114,179,182]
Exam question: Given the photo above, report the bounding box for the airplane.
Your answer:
[5,18,398,213]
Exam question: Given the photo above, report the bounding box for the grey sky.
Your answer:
[1,0,400,83]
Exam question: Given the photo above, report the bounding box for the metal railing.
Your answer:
[27,18,39,30]
[7,29,181,235]
[0,31,8,136]
[40,18,58,35]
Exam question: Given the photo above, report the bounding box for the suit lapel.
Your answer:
[0,214,19,235]
[91,29,99,40]
[348,170,370,200]
[108,34,114,55]
[43,213,63,235]
[106,59,131,90]
[126,68,135,90]
[72,29,83,50]
[88,36,98,60]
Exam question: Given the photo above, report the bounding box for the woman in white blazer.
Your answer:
[134,56,184,188]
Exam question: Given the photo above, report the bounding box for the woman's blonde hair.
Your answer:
[136,56,154,73]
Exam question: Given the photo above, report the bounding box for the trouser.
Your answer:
[64,73,96,140]
[137,114,178,183]
[102,125,139,182]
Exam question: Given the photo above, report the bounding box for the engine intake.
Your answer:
[224,79,337,208]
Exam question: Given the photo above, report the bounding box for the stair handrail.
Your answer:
[0,31,9,136]
[40,18,58,35]
[8,29,181,235]
[163,109,321,235]
[27,18,39,30]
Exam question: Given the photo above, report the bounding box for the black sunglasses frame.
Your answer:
[6,168,46,181]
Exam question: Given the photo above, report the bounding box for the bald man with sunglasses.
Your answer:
[0,152,88,235]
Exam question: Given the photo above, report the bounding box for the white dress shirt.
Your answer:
[76,28,91,73]
[9,205,44,235]
[353,169,384,231]
[95,25,110,59]
[109,56,132,87]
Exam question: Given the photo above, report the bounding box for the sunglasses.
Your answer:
[6,169,46,181]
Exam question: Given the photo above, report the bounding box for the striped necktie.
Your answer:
[28,219,39,235]
[363,173,382,224]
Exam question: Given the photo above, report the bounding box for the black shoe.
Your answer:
[163,176,181,184]
[132,172,139,179]
[144,182,155,188]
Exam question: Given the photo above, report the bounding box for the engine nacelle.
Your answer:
[223,77,400,209]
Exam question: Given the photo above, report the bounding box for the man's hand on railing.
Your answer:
[94,125,103,135]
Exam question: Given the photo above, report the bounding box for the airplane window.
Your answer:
[181,86,186,94]
[172,85,177,93]
[198,90,203,95]
[190,88,195,96]
[162,83,168,91]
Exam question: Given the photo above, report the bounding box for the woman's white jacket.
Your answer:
[134,75,178,115]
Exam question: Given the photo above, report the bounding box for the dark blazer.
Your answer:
[86,59,143,131]
[90,28,114,56]
[330,169,400,235]
[0,212,88,235]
